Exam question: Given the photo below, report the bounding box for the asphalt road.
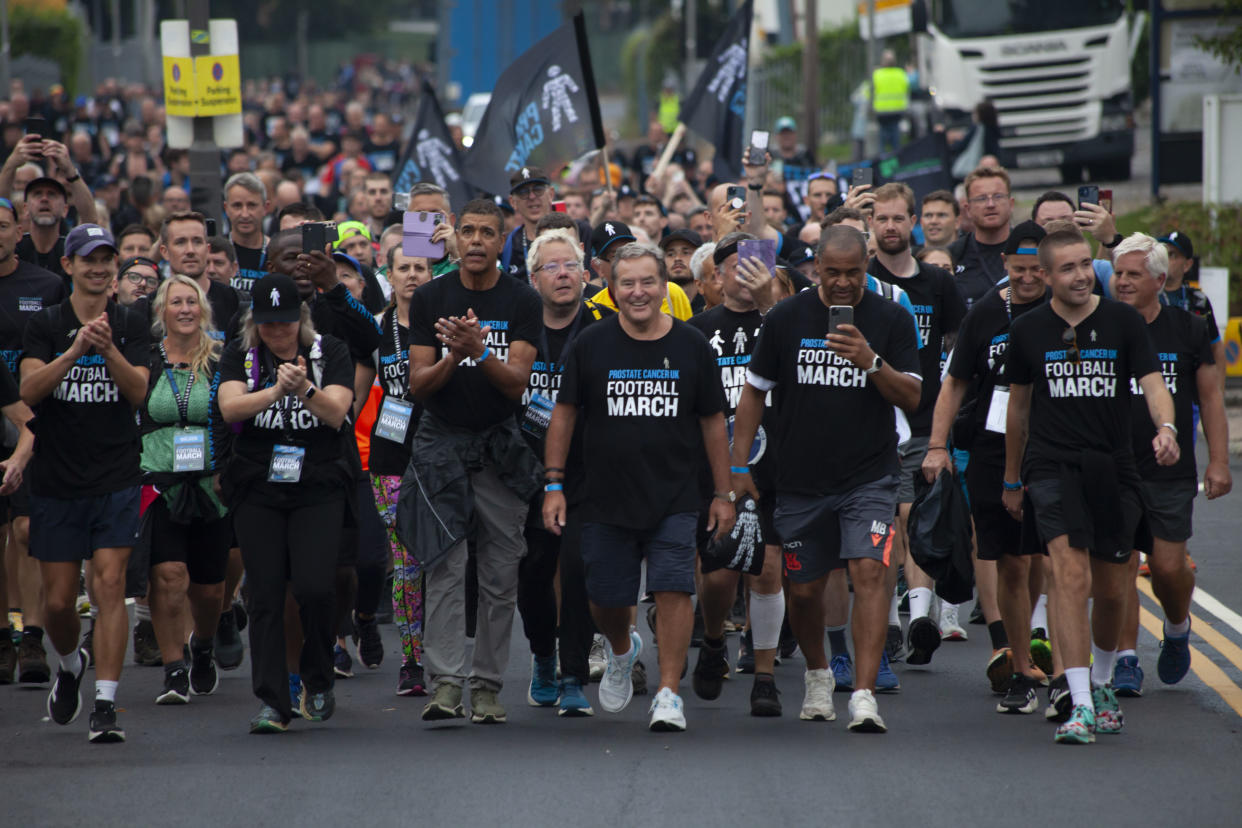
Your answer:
[4,456,1242,827]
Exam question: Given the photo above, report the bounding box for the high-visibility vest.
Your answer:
[871,67,909,114]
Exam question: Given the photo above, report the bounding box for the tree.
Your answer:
[1195,0,1242,72]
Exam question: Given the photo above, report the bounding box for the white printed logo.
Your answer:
[709,329,724,356]
[521,167,531,180]
[270,287,281,307]
[87,227,104,237]
[706,40,748,104]
[1090,330,1098,342]
[604,223,616,236]
[541,65,581,132]
[415,129,460,187]
[732,327,748,354]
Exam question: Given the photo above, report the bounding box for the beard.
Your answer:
[877,234,909,256]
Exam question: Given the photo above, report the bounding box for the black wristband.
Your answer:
[748,182,763,191]
[1102,233,1123,249]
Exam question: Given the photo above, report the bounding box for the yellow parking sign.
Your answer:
[163,56,196,117]
[195,54,242,117]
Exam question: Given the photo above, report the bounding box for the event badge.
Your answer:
[375,397,414,444]
[521,393,556,441]
[985,386,1010,434]
[173,428,207,473]
[268,444,306,483]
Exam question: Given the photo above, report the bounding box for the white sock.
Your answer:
[135,602,151,622]
[1117,648,1136,660]
[89,605,99,620]
[888,589,900,625]
[1090,644,1116,687]
[1066,666,1093,709]
[1030,594,1048,631]
[58,649,83,674]
[1164,617,1190,637]
[749,589,784,651]
[908,587,933,620]
[95,679,118,703]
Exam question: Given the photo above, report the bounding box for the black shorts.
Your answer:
[965,460,1037,561]
[29,487,141,562]
[1026,478,1141,564]
[1138,478,1195,543]
[696,494,779,551]
[774,475,898,583]
[143,496,230,585]
[0,477,30,520]
[581,513,697,607]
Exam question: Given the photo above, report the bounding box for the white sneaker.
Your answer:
[597,631,641,713]
[847,689,887,733]
[940,601,967,641]
[588,634,606,682]
[648,687,687,732]
[799,668,836,721]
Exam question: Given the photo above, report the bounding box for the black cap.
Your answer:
[1159,230,1194,260]
[658,228,703,251]
[590,220,635,259]
[788,243,816,266]
[509,166,551,193]
[616,183,637,201]
[251,273,302,324]
[1003,220,1047,256]
[25,176,68,200]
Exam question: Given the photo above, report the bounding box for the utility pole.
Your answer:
[684,0,697,94]
[866,0,878,156]
[1,0,10,94]
[801,0,818,160]
[187,0,221,225]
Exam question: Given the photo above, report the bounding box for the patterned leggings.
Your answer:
[371,474,423,663]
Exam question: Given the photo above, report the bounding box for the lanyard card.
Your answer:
[521,393,556,441]
[268,444,306,483]
[375,397,414,444]
[172,428,207,472]
[985,386,1010,434]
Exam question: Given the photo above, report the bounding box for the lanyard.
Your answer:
[390,309,408,384]
[538,306,584,372]
[159,344,195,426]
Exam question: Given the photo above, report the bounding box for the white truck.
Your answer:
[912,0,1135,182]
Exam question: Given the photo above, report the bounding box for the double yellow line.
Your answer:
[1136,578,1242,717]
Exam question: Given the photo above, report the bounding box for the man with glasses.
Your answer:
[1003,225,1178,745]
[114,257,160,306]
[948,167,1014,307]
[501,167,554,282]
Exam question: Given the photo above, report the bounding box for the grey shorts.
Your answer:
[581,512,697,607]
[1026,478,1142,564]
[774,474,898,584]
[1138,478,1195,543]
[897,436,929,503]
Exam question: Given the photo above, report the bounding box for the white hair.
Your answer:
[526,228,582,277]
[690,242,717,281]
[1113,232,1168,281]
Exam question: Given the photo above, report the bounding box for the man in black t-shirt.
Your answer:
[224,173,271,293]
[21,224,150,743]
[544,243,733,733]
[1109,233,1231,696]
[732,225,922,733]
[1004,227,1177,746]
[409,199,543,726]
[948,167,1013,308]
[159,212,240,340]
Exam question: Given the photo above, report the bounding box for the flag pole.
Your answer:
[652,123,687,183]
[600,144,615,198]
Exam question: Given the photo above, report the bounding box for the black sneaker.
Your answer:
[18,634,50,684]
[632,659,648,696]
[0,635,15,684]
[692,639,730,700]
[232,600,248,632]
[189,636,219,695]
[88,700,125,743]
[299,687,335,722]
[905,616,941,666]
[997,673,1040,714]
[132,619,162,666]
[736,629,756,674]
[213,610,244,671]
[46,649,88,725]
[750,673,782,717]
[885,623,905,663]
[968,601,986,625]
[1045,674,1072,722]
[396,660,426,696]
[80,626,95,667]
[156,667,191,704]
[352,613,383,669]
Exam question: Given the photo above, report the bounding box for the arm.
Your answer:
[0,136,42,196]
[352,363,376,420]
[729,383,766,500]
[293,380,353,430]
[825,323,921,412]
[921,374,969,482]
[408,343,458,401]
[700,412,736,540]
[740,152,780,241]
[541,401,578,536]
[84,316,148,405]
[1137,371,1179,467]
[1001,382,1032,519]
[439,312,536,402]
[19,320,93,405]
[42,140,97,224]
[1196,362,1232,499]
[0,400,35,495]
[1212,340,1226,393]
[217,379,284,423]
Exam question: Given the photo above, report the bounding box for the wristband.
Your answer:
[748,182,764,191]
[926,446,948,453]
[477,347,491,363]
[730,465,750,474]
[65,171,81,183]
[1160,422,1178,437]
[544,483,563,492]
[544,467,565,474]
[1002,480,1023,492]
[1102,233,1123,249]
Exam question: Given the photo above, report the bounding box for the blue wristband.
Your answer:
[1002,479,1023,491]
[477,347,491,363]
[544,483,563,492]
[730,465,750,474]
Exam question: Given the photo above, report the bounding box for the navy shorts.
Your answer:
[29,487,142,562]
[581,512,697,607]
[774,474,898,583]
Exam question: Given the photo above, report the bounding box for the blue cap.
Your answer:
[64,224,117,258]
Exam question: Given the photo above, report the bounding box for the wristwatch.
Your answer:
[865,355,884,375]
[1102,233,1123,249]
[714,491,737,503]
[304,385,317,399]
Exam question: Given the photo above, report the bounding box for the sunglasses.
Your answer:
[1061,327,1080,364]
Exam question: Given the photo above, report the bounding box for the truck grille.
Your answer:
[977,56,1094,147]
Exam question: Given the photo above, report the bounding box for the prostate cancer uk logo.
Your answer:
[605,367,681,417]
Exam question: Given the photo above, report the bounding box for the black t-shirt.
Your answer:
[869,258,967,435]
[409,270,543,432]
[281,152,322,183]
[748,289,922,496]
[0,358,18,408]
[368,307,422,476]
[1161,284,1221,344]
[231,241,266,294]
[1130,307,1213,481]
[689,292,706,316]
[364,139,401,174]
[559,316,725,528]
[16,235,68,292]
[206,279,241,341]
[1008,298,1160,481]
[21,299,149,497]
[948,233,1008,308]
[0,260,68,375]
[947,285,1045,467]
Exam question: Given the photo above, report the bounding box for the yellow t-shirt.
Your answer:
[589,280,693,320]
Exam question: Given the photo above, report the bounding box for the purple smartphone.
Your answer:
[737,238,776,276]
[402,211,445,259]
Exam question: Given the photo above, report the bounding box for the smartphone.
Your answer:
[852,166,873,190]
[552,200,566,213]
[1098,188,1113,214]
[1077,185,1099,210]
[402,210,446,259]
[301,222,327,254]
[205,218,218,237]
[23,117,49,139]
[828,305,854,335]
[747,130,770,166]
[393,191,410,211]
[726,185,747,211]
[738,238,776,278]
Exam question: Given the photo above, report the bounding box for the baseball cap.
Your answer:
[787,243,816,267]
[1003,220,1047,256]
[1159,230,1194,260]
[509,166,551,193]
[658,228,703,252]
[591,220,636,259]
[331,250,363,277]
[334,220,371,248]
[64,224,118,258]
[251,273,302,324]
[492,194,515,214]
[25,177,68,200]
[616,183,637,201]
[775,116,797,133]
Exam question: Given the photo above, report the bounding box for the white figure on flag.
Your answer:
[415,129,460,187]
[706,40,748,104]
[541,65,580,132]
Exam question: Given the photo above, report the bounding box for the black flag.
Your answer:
[680,0,753,182]
[393,81,473,211]
[461,12,605,196]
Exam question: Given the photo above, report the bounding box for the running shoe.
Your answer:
[421,683,465,721]
[997,674,1040,714]
[213,609,243,671]
[47,648,88,725]
[750,673,782,717]
[1157,627,1192,685]
[397,660,426,697]
[986,647,1013,694]
[885,623,905,663]
[875,650,900,692]
[189,635,219,696]
[1044,674,1072,722]
[847,689,887,733]
[80,626,95,668]
[352,612,383,669]
[156,667,191,705]
[692,638,730,700]
[1092,684,1124,734]
[968,601,986,625]
[1054,704,1095,745]
[1112,655,1144,697]
[1029,628,1053,676]
[557,677,594,717]
[648,687,687,732]
[333,644,354,679]
[288,673,302,711]
[906,616,941,665]
[132,619,162,666]
[18,634,50,684]
[249,704,288,734]
[0,635,15,684]
[632,658,649,696]
[88,700,125,743]
[939,602,967,641]
[598,630,641,713]
[299,686,336,722]
[470,687,507,724]
[232,599,248,631]
[1138,557,1151,577]
[830,653,854,692]
[799,668,835,721]
[588,634,606,682]
[527,654,559,707]
[736,629,755,674]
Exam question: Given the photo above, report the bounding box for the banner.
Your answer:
[393,81,474,212]
[680,0,753,182]
[838,132,952,205]
[461,13,605,196]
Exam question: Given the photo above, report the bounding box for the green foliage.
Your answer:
[1194,0,1242,73]
[11,5,84,96]
[1119,201,1242,315]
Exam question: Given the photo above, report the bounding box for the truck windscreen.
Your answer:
[933,0,1123,39]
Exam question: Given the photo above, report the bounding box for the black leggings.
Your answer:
[236,495,345,721]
